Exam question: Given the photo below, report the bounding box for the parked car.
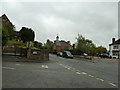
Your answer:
[62,51,73,59]
[99,53,112,59]
[57,52,60,56]
[82,53,88,56]
[57,52,63,57]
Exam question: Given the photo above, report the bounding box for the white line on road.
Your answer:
[96,78,104,82]
[56,62,117,87]
[2,67,15,70]
[88,75,94,77]
[109,83,117,87]
[64,66,68,68]
[41,65,48,69]
[67,68,71,70]
[81,72,87,75]
[76,72,81,74]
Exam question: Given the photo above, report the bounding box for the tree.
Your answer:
[19,27,35,42]
[33,41,42,49]
[96,46,107,54]
[76,34,95,55]
[75,34,107,55]
[43,39,54,52]
[0,26,10,46]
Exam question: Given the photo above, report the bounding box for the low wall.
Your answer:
[27,49,49,61]
[2,47,28,56]
[3,47,49,61]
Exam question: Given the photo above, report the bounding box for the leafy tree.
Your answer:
[76,34,95,55]
[96,46,107,54]
[0,26,10,46]
[19,27,35,42]
[43,39,54,52]
[75,34,107,55]
[33,41,42,49]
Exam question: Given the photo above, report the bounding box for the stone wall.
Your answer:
[3,47,49,61]
[27,49,49,61]
[2,47,28,56]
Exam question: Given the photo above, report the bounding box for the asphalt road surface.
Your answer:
[2,54,118,88]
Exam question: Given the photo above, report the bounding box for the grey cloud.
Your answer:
[1,2,118,49]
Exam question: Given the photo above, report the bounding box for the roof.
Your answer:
[109,38,120,46]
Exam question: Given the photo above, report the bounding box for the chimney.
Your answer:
[112,38,115,44]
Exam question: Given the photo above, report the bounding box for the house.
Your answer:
[13,31,22,42]
[0,14,22,42]
[53,34,73,51]
[109,38,120,59]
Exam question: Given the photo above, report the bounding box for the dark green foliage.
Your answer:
[2,14,15,39]
[75,34,107,55]
[33,41,42,49]
[96,46,107,54]
[1,14,15,46]
[0,26,10,46]
[43,39,54,52]
[19,27,35,42]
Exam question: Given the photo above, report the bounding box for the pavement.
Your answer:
[2,54,119,88]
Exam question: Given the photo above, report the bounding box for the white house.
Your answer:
[109,38,120,59]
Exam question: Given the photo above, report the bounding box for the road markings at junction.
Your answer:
[67,67,71,70]
[88,74,94,77]
[2,67,15,70]
[41,65,48,69]
[56,62,117,87]
[109,83,117,87]
[76,72,81,74]
[81,72,87,75]
[96,78,104,82]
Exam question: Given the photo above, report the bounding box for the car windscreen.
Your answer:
[66,51,72,56]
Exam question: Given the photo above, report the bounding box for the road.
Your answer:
[2,54,118,88]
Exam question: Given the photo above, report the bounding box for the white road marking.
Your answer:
[2,67,15,70]
[67,68,71,70]
[76,72,81,74]
[81,72,87,75]
[41,65,48,69]
[88,75,94,77]
[96,78,104,82]
[56,62,117,87]
[64,66,68,68]
[65,65,71,68]
[109,83,117,87]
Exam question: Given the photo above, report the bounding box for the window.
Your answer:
[113,45,118,49]
[112,51,118,56]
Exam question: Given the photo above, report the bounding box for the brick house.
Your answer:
[53,35,73,51]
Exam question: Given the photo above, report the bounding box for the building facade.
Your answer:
[109,38,120,59]
[53,35,73,51]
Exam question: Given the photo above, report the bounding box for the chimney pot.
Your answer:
[112,38,115,43]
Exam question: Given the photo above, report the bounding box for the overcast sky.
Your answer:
[1,1,118,50]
